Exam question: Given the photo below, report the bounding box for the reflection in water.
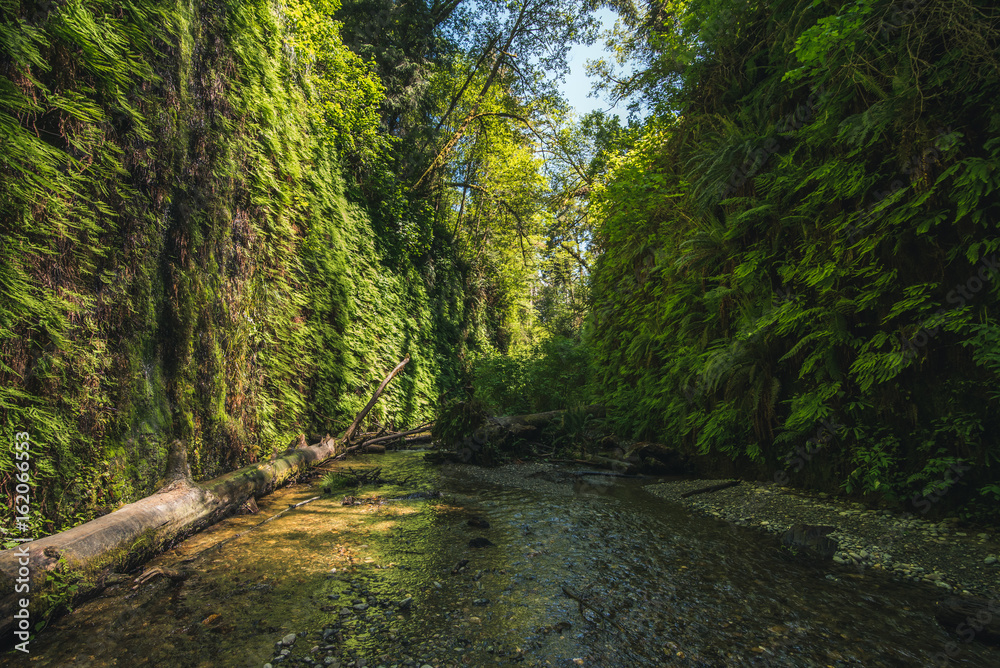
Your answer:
[15,453,1000,667]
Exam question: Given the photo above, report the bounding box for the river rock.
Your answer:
[984,556,997,565]
[282,633,297,646]
[468,537,495,548]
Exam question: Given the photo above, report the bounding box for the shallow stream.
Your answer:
[15,452,1000,667]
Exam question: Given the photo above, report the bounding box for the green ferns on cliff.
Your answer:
[0,0,478,536]
[589,0,1000,518]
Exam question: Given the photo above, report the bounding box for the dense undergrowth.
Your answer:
[0,0,486,537]
[469,335,593,415]
[588,0,1000,521]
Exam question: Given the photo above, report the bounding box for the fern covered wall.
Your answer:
[589,0,1000,519]
[0,0,478,536]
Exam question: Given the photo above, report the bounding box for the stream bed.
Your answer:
[14,452,1000,667]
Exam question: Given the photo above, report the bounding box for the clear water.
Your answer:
[12,452,1000,667]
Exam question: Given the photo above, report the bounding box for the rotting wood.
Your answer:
[680,479,741,498]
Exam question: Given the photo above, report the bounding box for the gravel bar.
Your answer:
[647,478,1000,599]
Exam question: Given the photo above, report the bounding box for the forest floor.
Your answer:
[646,479,1000,600]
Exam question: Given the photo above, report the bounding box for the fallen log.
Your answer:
[333,440,388,460]
[494,404,605,431]
[343,355,410,443]
[0,436,342,642]
[361,422,433,448]
[680,479,741,498]
[584,454,636,474]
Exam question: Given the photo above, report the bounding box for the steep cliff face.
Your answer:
[0,0,476,535]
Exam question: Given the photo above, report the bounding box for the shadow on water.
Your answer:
[13,452,1000,667]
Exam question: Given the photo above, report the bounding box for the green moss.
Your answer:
[0,0,480,534]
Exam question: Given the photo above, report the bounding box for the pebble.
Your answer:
[282,633,297,646]
[647,478,998,599]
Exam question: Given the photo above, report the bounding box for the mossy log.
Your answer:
[0,436,342,642]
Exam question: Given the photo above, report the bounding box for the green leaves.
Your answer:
[586,0,1000,511]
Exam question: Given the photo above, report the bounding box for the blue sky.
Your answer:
[557,8,626,118]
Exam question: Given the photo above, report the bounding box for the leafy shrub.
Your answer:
[471,336,593,415]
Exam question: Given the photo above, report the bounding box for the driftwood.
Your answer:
[0,436,341,641]
[680,479,741,498]
[133,567,189,586]
[360,422,433,448]
[343,355,410,443]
